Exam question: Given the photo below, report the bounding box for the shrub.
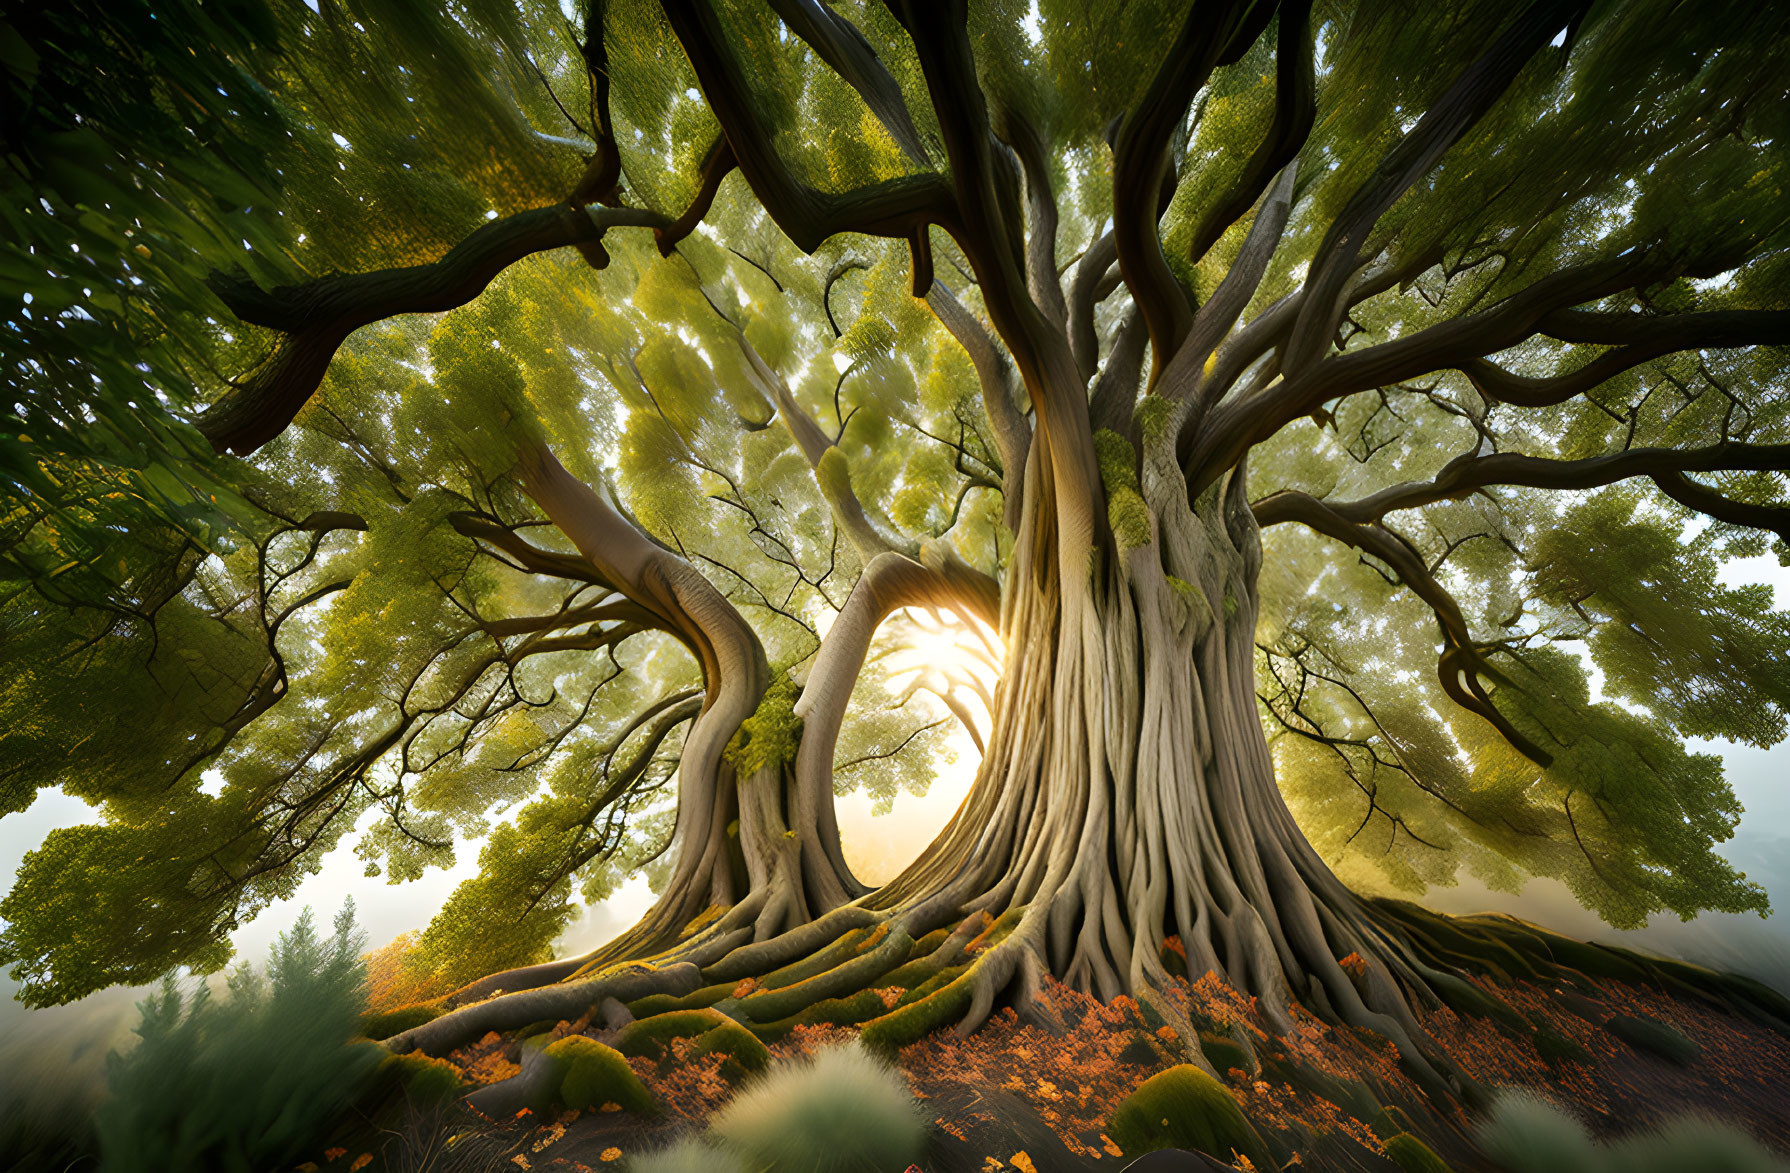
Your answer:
[1105,1064,1273,1169]
[93,903,386,1173]
[380,1052,465,1107]
[629,1137,746,1173]
[708,1042,927,1173]
[545,1036,655,1114]
[1477,1091,1790,1173]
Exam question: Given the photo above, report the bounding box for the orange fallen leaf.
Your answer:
[599,1148,623,1163]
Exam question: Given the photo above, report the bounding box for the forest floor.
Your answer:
[366,940,1790,1173]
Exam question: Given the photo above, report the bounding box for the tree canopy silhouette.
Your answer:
[4,0,1789,1096]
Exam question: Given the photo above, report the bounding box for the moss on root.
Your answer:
[626,981,737,1018]
[545,1036,656,1113]
[1197,1031,1252,1076]
[861,972,976,1052]
[1105,1064,1273,1168]
[750,989,895,1042]
[615,1008,735,1058]
[377,1051,464,1105]
[361,1003,442,1040]
[1384,1132,1455,1173]
[688,1019,771,1074]
[753,926,878,990]
[1533,1025,1592,1066]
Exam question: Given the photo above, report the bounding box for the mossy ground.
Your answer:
[299,915,1790,1172]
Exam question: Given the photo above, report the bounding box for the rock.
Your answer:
[1106,1065,1273,1170]
[1604,1014,1699,1066]
[548,1036,656,1113]
[598,995,634,1030]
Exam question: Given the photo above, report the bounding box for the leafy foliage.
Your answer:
[3,0,1789,1006]
[92,904,383,1173]
[706,1042,928,1173]
[1476,1092,1790,1173]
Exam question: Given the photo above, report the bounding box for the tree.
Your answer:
[4,0,1790,1098]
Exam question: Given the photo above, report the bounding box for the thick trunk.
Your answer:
[394,432,1464,1099]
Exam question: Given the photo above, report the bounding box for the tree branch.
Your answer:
[1193,255,1655,486]
[661,0,957,253]
[198,204,666,454]
[1185,0,1315,266]
[1298,442,1790,526]
[765,0,929,165]
[1280,0,1586,376]
[1461,307,1790,407]
[655,136,737,255]
[1253,490,1553,765]
[1109,0,1253,376]
[924,282,1032,500]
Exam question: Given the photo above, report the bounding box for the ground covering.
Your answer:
[303,922,1790,1173]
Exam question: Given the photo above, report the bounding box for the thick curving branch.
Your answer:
[198,205,667,455]
[569,0,625,206]
[655,136,737,255]
[1185,0,1316,266]
[1253,489,1553,765]
[1108,0,1253,375]
[1307,442,1790,525]
[791,549,999,909]
[993,106,1068,330]
[1653,471,1790,544]
[1192,256,1657,487]
[1461,307,1790,407]
[1168,161,1300,414]
[1279,0,1587,376]
[661,0,957,253]
[766,0,929,165]
[1067,231,1118,381]
[924,282,1032,497]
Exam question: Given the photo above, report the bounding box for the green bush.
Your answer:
[628,1137,746,1173]
[1105,1064,1273,1168]
[379,1052,465,1107]
[1477,1091,1790,1173]
[545,1036,655,1114]
[94,903,385,1173]
[1384,1132,1454,1173]
[708,1042,927,1173]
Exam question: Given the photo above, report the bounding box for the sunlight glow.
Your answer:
[837,607,1005,884]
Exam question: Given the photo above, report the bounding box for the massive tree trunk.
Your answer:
[390,394,1464,1100]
